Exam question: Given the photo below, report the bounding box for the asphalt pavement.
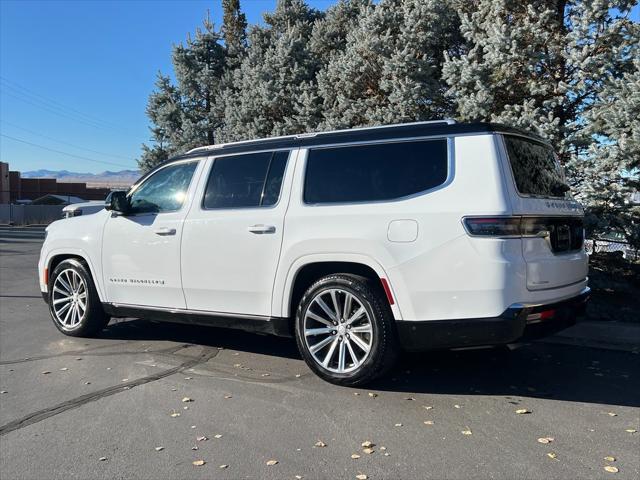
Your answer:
[1,226,638,480]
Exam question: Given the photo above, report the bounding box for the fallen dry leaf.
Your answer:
[354,392,360,396]
[604,466,619,473]
[214,434,223,439]
[261,373,270,377]
[604,456,616,462]
[170,410,180,418]
[380,446,387,451]
[546,452,558,460]
[295,476,302,479]
[361,441,374,448]
[192,460,205,466]
[607,412,617,417]
[454,404,461,409]
[356,474,367,480]
[197,436,208,442]
[295,374,301,378]
[224,395,232,399]
[314,441,327,447]
[266,460,278,466]
[537,437,554,444]
[182,397,193,403]
[394,423,402,427]
[121,378,128,382]
[423,406,433,410]
[516,409,531,414]
[362,448,374,454]
[405,397,416,401]
[184,377,192,380]
[98,457,107,461]
[155,447,164,451]
[625,429,636,433]
[41,371,51,375]
[351,454,360,459]
[424,420,434,425]
[59,367,68,371]
[220,464,229,469]
[461,428,472,435]
[191,446,198,451]
[0,390,6,394]
[368,393,378,398]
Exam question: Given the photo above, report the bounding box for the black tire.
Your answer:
[294,274,398,386]
[47,258,110,337]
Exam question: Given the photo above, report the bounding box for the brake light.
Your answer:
[463,217,552,238]
[463,217,521,237]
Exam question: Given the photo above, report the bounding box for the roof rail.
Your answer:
[186,119,456,154]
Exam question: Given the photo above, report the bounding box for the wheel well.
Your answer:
[48,254,88,279]
[288,262,386,320]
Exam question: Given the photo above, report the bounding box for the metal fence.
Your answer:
[0,204,64,225]
[585,238,638,261]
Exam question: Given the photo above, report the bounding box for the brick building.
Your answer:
[0,162,112,203]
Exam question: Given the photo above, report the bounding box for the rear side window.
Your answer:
[203,151,289,209]
[304,139,448,204]
[504,136,568,198]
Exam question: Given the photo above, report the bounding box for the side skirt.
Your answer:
[102,303,292,338]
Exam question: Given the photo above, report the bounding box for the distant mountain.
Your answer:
[21,169,141,186]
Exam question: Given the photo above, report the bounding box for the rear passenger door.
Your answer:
[181,149,295,317]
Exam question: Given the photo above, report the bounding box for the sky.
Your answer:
[0,0,334,174]
[1,1,638,175]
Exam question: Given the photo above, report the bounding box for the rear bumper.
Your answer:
[396,287,591,351]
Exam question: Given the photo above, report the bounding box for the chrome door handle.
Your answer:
[248,224,276,234]
[154,227,176,236]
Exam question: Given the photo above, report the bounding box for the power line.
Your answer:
[0,120,135,161]
[0,76,128,132]
[0,133,134,169]
[1,88,123,132]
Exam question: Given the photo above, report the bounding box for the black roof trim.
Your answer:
[137,122,546,185]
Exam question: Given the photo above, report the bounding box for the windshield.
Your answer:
[504,135,568,198]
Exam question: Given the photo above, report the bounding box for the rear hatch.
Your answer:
[502,135,588,291]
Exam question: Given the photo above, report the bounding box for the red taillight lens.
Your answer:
[463,217,521,237]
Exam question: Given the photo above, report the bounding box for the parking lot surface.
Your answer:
[1,226,639,479]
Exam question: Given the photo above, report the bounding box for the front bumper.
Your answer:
[396,287,591,351]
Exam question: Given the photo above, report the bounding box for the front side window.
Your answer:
[203,151,289,209]
[304,139,448,204]
[128,161,198,214]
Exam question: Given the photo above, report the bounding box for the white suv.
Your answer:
[38,120,590,385]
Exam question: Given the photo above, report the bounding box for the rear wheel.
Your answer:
[294,274,398,386]
[48,259,109,337]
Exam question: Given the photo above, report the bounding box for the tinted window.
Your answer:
[504,136,568,198]
[304,139,448,204]
[128,161,198,214]
[203,151,289,209]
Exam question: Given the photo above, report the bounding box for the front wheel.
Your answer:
[48,259,110,337]
[294,274,398,386]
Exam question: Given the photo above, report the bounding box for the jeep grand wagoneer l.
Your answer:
[39,120,590,385]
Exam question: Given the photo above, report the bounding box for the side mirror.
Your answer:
[105,191,130,215]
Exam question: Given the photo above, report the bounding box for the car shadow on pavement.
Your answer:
[100,318,640,408]
[101,317,301,359]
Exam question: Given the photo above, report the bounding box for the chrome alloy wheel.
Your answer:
[303,288,373,373]
[51,268,87,330]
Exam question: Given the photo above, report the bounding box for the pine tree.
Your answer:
[222,0,248,63]
[442,0,639,240]
[316,0,461,129]
[138,15,226,171]
[220,0,323,141]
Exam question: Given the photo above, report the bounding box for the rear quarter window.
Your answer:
[304,139,448,204]
[504,136,568,198]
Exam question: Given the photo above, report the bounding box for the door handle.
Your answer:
[248,224,276,234]
[154,227,176,236]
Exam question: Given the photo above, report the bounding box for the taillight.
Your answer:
[463,217,521,237]
[463,216,554,238]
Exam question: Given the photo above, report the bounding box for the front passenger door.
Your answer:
[102,159,201,309]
